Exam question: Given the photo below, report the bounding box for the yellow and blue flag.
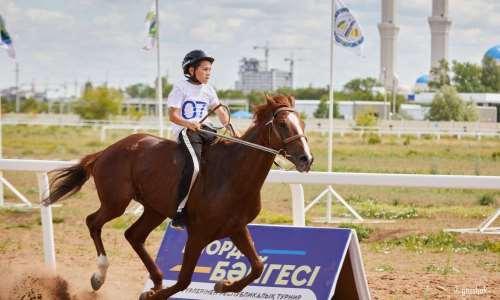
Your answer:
[143,2,157,51]
[0,14,16,59]
[333,0,364,56]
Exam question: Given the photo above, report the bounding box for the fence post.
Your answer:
[289,184,305,226]
[100,127,106,143]
[37,172,56,270]
[0,171,4,206]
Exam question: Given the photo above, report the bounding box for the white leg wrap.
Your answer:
[96,254,109,280]
[178,129,200,212]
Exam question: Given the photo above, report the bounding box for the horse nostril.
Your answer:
[299,155,309,163]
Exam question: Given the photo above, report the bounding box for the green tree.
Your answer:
[341,77,382,101]
[343,77,379,94]
[83,81,93,93]
[481,56,500,92]
[1,98,15,113]
[160,76,173,97]
[451,60,485,92]
[275,87,294,97]
[125,83,155,98]
[217,89,245,99]
[356,110,377,127]
[20,98,48,114]
[247,91,266,107]
[314,94,340,118]
[74,84,123,119]
[294,87,329,99]
[426,85,478,121]
[428,59,451,90]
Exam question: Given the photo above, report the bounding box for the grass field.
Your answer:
[0,124,499,299]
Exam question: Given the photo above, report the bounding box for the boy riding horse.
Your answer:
[167,49,236,229]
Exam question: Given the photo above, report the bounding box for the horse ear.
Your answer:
[287,95,295,107]
[265,94,274,105]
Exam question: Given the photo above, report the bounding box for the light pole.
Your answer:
[15,62,19,113]
[391,75,399,119]
[382,67,388,120]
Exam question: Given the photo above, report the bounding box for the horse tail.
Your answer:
[42,151,102,206]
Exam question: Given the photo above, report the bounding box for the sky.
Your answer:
[0,0,498,94]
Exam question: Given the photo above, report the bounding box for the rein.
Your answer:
[198,106,307,163]
[198,128,282,156]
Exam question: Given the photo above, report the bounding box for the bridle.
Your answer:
[266,106,308,158]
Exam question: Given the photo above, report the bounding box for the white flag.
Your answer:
[142,2,157,51]
[333,0,364,56]
[0,14,16,59]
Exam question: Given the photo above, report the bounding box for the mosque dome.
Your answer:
[484,45,500,61]
[416,74,429,84]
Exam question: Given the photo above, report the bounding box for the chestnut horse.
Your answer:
[43,94,313,299]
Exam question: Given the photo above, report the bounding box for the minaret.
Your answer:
[378,0,399,89]
[428,0,451,68]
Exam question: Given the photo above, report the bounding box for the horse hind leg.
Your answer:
[124,207,166,291]
[214,227,264,293]
[86,202,128,291]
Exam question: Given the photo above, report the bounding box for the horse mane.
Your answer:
[252,94,295,126]
[216,94,295,144]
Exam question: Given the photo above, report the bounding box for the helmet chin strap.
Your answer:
[185,72,201,84]
[189,77,201,84]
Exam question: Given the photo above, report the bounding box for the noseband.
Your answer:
[266,106,308,157]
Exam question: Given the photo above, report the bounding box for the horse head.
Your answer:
[260,94,314,172]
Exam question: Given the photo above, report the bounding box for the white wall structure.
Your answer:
[428,0,452,68]
[234,58,292,93]
[378,0,399,89]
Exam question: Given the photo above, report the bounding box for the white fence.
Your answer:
[3,115,500,140]
[1,159,499,270]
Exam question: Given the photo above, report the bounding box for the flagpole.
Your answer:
[155,0,164,137]
[325,0,337,222]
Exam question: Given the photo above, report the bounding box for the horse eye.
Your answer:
[278,122,287,129]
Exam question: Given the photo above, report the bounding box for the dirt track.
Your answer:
[1,206,498,299]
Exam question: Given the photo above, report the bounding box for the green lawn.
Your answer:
[1,124,499,246]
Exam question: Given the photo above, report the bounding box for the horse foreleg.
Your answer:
[125,207,167,291]
[214,227,264,293]
[140,234,206,300]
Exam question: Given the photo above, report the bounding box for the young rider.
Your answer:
[167,49,234,229]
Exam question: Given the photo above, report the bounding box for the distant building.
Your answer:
[415,74,430,92]
[484,45,500,64]
[235,58,292,93]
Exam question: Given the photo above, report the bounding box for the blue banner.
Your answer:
[146,225,353,300]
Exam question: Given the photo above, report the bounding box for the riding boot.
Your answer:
[170,210,187,230]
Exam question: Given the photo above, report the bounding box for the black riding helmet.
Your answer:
[182,50,214,80]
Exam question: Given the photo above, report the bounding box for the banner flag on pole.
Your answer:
[142,2,157,51]
[333,0,364,56]
[0,14,16,59]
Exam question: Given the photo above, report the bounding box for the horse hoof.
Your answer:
[214,280,231,293]
[139,290,155,300]
[90,273,104,291]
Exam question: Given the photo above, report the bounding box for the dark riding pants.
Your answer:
[176,125,216,211]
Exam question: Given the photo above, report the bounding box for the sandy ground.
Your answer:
[0,183,498,299]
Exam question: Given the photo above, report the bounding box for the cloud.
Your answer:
[1,0,499,90]
[25,8,75,25]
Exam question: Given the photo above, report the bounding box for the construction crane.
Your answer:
[253,41,308,71]
[284,53,305,89]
